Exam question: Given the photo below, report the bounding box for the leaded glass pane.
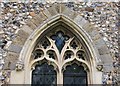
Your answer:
[63,63,87,86]
[32,62,57,86]
[51,31,69,53]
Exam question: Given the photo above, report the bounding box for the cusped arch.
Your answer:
[20,14,101,66]
[16,14,101,84]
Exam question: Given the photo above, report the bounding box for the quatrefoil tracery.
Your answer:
[32,31,86,71]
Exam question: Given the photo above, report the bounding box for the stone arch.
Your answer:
[7,4,113,84]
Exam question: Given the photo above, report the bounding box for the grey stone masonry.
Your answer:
[0,2,119,85]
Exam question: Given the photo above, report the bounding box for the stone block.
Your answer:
[20,25,33,34]
[3,52,19,70]
[8,44,22,53]
[74,15,90,29]
[39,12,47,21]
[60,3,66,13]
[54,3,60,13]
[62,7,77,19]
[30,17,40,26]
[99,54,113,72]
[82,23,94,33]
[26,20,37,30]
[100,54,113,64]
[48,4,58,16]
[43,9,52,18]
[91,33,101,41]
[31,13,46,27]
[103,63,113,72]
[98,45,110,55]
[12,30,29,45]
[94,38,105,48]
[89,29,99,38]
[74,15,83,24]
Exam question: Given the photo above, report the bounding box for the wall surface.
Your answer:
[0,1,119,85]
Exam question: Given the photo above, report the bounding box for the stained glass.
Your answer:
[51,31,69,53]
[63,63,87,86]
[32,62,57,86]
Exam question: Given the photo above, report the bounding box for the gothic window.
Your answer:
[63,63,87,86]
[32,62,57,85]
[31,26,88,85]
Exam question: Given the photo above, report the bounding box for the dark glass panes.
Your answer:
[65,53,72,60]
[71,41,78,49]
[51,31,69,53]
[63,63,87,86]
[77,51,85,60]
[42,40,49,49]
[47,50,56,60]
[48,52,55,59]
[32,62,57,86]
[33,49,43,59]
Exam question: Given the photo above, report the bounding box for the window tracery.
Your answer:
[31,26,88,85]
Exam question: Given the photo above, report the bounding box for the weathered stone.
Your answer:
[20,25,33,34]
[62,7,77,19]
[3,52,19,70]
[31,13,47,26]
[59,3,66,13]
[98,45,110,55]
[42,9,52,18]
[74,15,91,30]
[26,20,37,30]
[8,44,22,53]
[100,54,113,64]
[54,3,61,13]
[94,38,106,48]
[48,4,58,16]
[12,30,29,45]
[89,29,99,38]
[83,24,94,33]
[91,33,101,41]
[38,12,47,21]
[74,15,83,24]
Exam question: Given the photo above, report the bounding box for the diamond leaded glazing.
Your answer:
[64,63,87,86]
[32,62,57,85]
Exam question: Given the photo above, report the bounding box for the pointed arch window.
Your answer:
[32,62,57,85]
[63,63,87,86]
[31,25,89,85]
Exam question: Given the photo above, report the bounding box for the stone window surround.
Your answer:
[10,14,104,84]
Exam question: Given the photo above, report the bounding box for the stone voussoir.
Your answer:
[42,8,52,18]
[3,51,19,70]
[74,15,90,28]
[25,19,37,30]
[12,30,29,46]
[98,45,110,55]
[100,53,113,64]
[7,44,22,54]
[47,4,59,16]
[32,12,48,26]
[91,32,101,41]
[89,29,99,38]
[62,7,77,19]
[53,3,61,13]
[20,25,33,35]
